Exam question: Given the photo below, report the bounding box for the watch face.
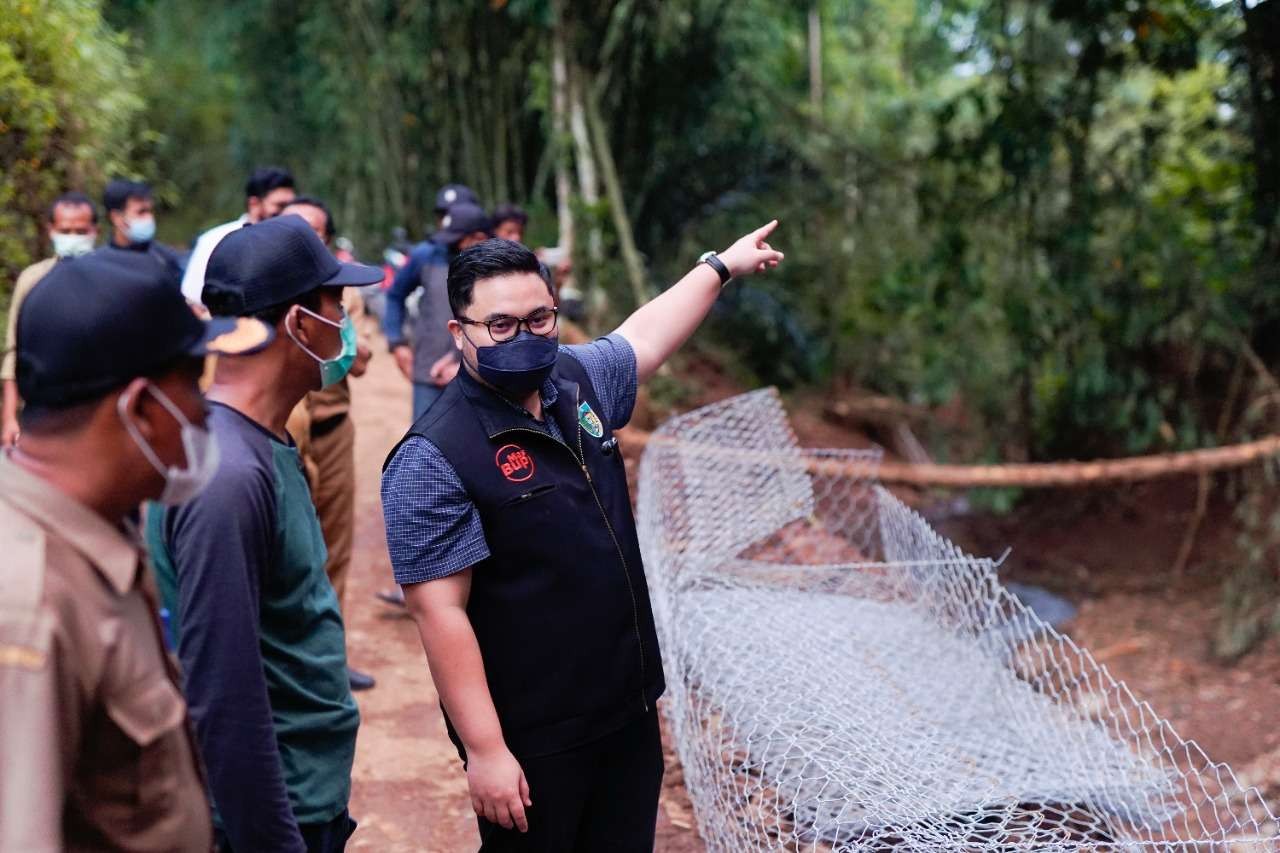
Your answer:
[698,251,715,263]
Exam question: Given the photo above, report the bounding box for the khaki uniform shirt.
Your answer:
[0,455,212,852]
[1,257,58,381]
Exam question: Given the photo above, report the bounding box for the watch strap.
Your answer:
[701,252,732,286]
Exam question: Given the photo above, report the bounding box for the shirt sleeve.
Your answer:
[561,333,639,430]
[382,436,490,585]
[2,262,50,382]
[165,460,306,853]
[382,248,426,347]
[0,613,71,852]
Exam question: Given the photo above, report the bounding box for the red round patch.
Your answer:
[495,444,536,483]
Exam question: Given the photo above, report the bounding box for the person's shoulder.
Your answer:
[560,332,635,371]
[411,240,448,264]
[384,434,458,483]
[193,408,279,502]
[0,509,49,612]
[15,257,57,289]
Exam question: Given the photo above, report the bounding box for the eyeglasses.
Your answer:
[458,307,559,343]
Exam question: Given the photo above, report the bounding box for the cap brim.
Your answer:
[432,228,466,246]
[322,261,385,287]
[187,317,275,357]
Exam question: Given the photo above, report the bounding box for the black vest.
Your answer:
[384,355,665,758]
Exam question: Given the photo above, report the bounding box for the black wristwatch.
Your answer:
[698,251,732,287]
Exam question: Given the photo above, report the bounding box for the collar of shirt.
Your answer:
[0,453,140,595]
[494,376,560,424]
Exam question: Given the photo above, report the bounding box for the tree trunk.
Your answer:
[585,82,648,308]
[568,62,602,264]
[550,0,574,254]
[808,3,823,113]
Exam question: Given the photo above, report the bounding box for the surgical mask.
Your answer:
[125,216,156,245]
[287,305,357,388]
[51,232,94,258]
[118,383,221,506]
[472,330,559,395]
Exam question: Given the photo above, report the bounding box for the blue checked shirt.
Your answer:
[382,333,639,585]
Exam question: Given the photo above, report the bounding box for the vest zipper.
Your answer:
[573,422,650,713]
[493,399,650,713]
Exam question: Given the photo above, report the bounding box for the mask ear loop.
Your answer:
[286,304,344,363]
[117,382,171,478]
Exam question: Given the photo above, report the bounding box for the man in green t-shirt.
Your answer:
[147,215,382,852]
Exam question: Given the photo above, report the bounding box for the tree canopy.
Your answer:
[3,0,1277,463]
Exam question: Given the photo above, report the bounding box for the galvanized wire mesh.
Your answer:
[636,388,1279,852]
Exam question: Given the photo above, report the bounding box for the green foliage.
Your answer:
[0,0,143,287]
[10,0,1272,468]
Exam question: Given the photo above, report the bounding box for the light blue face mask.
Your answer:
[287,305,357,388]
[125,216,156,245]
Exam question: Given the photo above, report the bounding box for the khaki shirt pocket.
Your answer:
[99,677,188,818]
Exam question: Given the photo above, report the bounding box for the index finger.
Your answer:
[752,219,779,242]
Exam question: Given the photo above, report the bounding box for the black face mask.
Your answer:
[473,331,559,395]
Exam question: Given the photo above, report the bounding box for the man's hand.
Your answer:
[466,744,532,832]
[1,417,17,448]
[616,218,785,383]
[717,219,785,279]
[349,343,373,379]
[429,352,460,387]
[392,345,414,381]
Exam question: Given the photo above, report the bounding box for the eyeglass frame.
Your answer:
[456,306,560,344]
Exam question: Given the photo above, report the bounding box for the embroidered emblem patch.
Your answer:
[578,402,604,438]
[495,444,535,483]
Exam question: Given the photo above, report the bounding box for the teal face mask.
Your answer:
[287,305,357,388]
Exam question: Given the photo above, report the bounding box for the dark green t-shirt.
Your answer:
[148,402,359,851]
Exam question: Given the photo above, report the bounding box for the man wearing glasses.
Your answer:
[381,230,783,852]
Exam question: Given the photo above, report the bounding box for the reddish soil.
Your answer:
[343,338,1280,851]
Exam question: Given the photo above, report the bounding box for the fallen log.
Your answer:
[618,427,1280,489]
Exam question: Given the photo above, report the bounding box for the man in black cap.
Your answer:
[435,183,480,225]
[0,253,272,850]
[383,200,492,420]
[145,214,383,853]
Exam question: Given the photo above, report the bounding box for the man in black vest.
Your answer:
[381,225,783,851]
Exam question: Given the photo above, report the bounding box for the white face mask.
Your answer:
[51,232,94,258]
[117,383,221,506]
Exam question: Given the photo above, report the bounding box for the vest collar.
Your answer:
[457,362,581,443]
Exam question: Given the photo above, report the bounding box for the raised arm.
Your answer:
[615,220,784,383]
[405,572,531,833]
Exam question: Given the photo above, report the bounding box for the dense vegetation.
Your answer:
[3,0,1277,464]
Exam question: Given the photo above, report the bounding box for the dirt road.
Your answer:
[341,342,703,852]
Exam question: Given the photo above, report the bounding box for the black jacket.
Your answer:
[384,356,665,758]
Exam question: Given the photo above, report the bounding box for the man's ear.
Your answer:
[117,378,157,440]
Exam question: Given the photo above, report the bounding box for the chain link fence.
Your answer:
[637,388,1279,851]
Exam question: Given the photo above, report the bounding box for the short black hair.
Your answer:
[491,203,528,228]
[47,191,97,224]
[103,179,151,213]
[245,166,295,200]
[284,195,336,242]
[447,238,554,318]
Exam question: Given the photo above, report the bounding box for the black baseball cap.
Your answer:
[201,214,382,315]
[17,251,274,408]
[433,202,492,247]
[434,183,479,214]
